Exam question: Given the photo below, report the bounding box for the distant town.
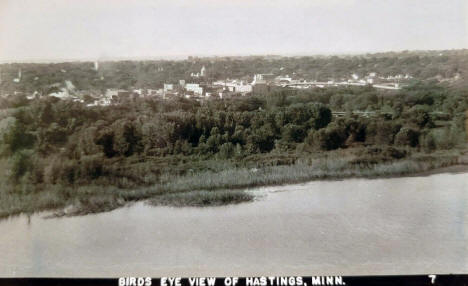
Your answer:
[0,61,420,107]
[2,50,466,108]
[0,50,466,111]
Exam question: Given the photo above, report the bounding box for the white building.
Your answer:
[87,97,111,107]
[133,89,143,96]
[105,89,130,99]
[65,80,75,92]
[164,84,174,92]
[105,89,119,98]
[213,80,253,94]
[49,88,70,99]
[13,69,21,83]
[253,73,275,83]
[146,89,160,96]
[185,83,203,95]
[26,91,41,100]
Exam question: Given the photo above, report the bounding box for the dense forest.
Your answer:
[1,81,466,189]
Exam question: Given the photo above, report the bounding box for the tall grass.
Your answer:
[146,153,461,195]
[149,190,254,207]
[0,185,65,218]
[0,151,465,218]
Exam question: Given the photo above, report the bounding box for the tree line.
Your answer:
[0,82,466,189]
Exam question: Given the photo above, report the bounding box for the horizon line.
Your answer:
[1,48,467,65]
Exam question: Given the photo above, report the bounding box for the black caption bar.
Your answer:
[0,275,467,286]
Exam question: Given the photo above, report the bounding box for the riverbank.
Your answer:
[2,171,468,276]
[1,150,467,218]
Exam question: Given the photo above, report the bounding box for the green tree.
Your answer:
[394,127,420,147]
[10,150,32,182]
[95,129,117,158]
[2,121,35,155]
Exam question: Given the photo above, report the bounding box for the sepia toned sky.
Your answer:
[0,0,467,62]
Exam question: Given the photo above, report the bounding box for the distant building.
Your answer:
[214,80,252,94]
[65,80,75,92]
[275,76,292,84]
[105,89,131,99]
[133,89,143,96]
[146,89,160,96]
[13,69,21,83]
[163,91,178,100]
[49,88,70,99]
[185,83,203,95]
[200,66,206,77]
[105,89,119,98]
[164,84,174,92]
[94,61,99,71]
[253,74,275,83]
[87,97,111,107]
[26,91,41,100]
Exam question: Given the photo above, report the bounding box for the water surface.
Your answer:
[1,172,467,277]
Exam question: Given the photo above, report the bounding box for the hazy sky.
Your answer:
[0,0,467,62]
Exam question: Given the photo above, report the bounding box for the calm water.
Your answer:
[1,172,467,277]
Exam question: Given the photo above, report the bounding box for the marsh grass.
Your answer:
[0,150,465,218]
[149,190,254,207]
[0,185,65,218]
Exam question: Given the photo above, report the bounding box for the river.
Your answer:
[1,172,467,277]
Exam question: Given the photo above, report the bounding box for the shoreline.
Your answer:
[402,163,468,177]
[3,162,468,223]
[1,156,467,220]
[2,171,467,277]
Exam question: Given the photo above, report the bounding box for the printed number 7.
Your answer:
[428,275,436,284]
